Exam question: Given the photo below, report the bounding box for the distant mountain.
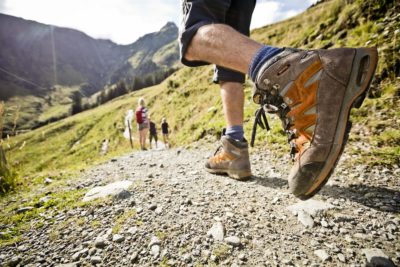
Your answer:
[0,13,179,131]
[0,14,179,100]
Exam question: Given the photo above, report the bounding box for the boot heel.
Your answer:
[348,47,378,109]
[227,169,252,180]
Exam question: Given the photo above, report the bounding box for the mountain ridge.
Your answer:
[0,13,179,131]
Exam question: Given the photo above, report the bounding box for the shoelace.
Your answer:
[250,87,298,161]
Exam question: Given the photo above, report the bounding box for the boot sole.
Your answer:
[205,167,252,180]
[298,47,378,200]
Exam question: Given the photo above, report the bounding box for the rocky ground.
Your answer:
[0,144,399,267]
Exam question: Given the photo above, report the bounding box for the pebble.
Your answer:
[130,252,138,263]
[112,234,125,243]
[16,206,34,214]
[127,227,138,235]
[90,256,102,264]
[314,249,331,262]
[337,253,346,263]
[94,237,107,249]
[207,222,225,241]
[151,245,161,258]
[297,210,315,228]
[149,236,161,247]
[224,236,241,247]
[148,203,157,210]
[8,256,22,267]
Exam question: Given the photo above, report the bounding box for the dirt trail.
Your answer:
[1,146,399,266]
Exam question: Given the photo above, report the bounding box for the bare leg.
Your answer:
[220,82,244,128]
[185,24,262,74]
[143,128,148,149]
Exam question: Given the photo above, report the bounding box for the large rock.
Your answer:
[287,199,334,217]
[83,181,133,201]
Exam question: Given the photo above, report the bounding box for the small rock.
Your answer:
[320,220,328,228]
[130,252,138,263]
[149,236,161,247]
[297,210,315,228]
[238,253,246,261]
[44,177,53,184]
[94,237,107,249]
[89,248,97,256]
[207,222,225,241]
[127,227,137,235]
[90,256,102,264]
[8,256,22,267]
[113,189,131,200]
[16,206,34,214]
[182,253,192,263]
[148,203,157,210]
[71,252,81,261]
[151,245,161,258]
[224,236,241,247]
[337,253,346,263]
[155,206,163,214]
[314,249,331,262]
[112,234,125,243]
[37,196,51,207]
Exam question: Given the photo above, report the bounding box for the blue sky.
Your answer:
[0,0,318,44]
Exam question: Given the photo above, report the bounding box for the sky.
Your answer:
[0,0,318,45]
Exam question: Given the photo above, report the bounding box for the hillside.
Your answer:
[0,14,179,132]
[0,0,399,257]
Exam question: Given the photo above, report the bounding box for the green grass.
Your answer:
[112,209,137,234]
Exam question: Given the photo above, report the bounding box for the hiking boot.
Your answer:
[205,136,252,180]
[252,47,378,200]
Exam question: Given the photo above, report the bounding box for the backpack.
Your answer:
[135,107,144,124]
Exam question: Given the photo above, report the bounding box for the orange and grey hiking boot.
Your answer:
[251,47,378,200]
[205,135,252,180]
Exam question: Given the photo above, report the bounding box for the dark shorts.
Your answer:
[179,0,256,83]
[137,123,148,131]
[149,134,158,142]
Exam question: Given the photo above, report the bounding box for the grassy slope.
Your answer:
[1,0,399,246]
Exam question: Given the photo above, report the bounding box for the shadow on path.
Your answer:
[250,175,400,214]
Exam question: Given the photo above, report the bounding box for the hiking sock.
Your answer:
[226,125,244,141]
[249,46,284,82]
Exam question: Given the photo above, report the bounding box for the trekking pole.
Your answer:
[127,120,133,149]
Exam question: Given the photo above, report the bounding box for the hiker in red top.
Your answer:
[136,97,149,150]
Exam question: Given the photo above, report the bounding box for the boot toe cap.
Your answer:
[288,162,325,200]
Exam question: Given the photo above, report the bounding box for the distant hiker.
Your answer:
[161,118,169,148]
[100,139,109,155]
[149,117,158,149]
[135,97,149,150]
[180,1,377,199]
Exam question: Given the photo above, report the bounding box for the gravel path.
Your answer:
[1,146,399,266]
